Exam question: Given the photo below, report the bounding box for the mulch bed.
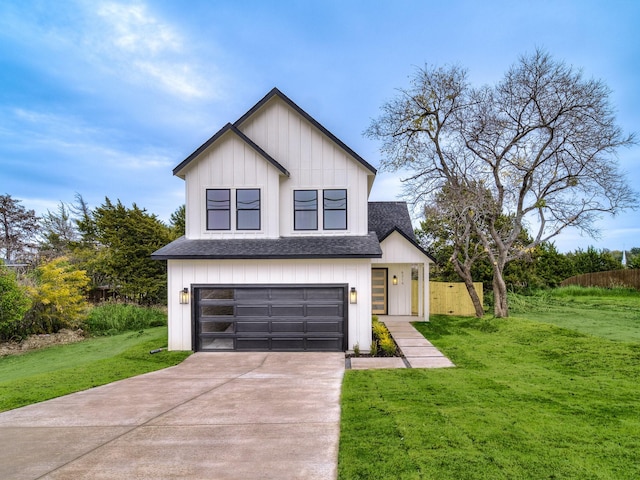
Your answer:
[0,329,86,357]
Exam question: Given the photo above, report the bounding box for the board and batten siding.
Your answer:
[238,96,373,236]
[182,131,282,239]
[371,231,432,318]
[167,258,372,351]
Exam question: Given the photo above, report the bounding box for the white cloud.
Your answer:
[96,2,181,56]
[2,107,174,170]
[85,0,213,99]
[0,1,218,100]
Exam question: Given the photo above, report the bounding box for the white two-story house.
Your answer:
[152,88,434,352]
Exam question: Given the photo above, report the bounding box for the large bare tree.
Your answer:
[0,194,40,264]
[368,50,637,317]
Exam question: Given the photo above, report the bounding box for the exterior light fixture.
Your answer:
[349,287,357,304]
[179,287,190,304]
[392,275,398,285]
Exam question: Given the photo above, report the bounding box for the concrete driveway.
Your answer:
[0,352,345,480]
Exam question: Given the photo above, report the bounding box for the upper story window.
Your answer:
[206,189,230,230]
[294,190,318,230]
[236,189,260,230]
[323,189,347,230]
[206,188,261,231]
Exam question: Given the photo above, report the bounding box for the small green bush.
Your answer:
[24,257,90,335]
[0,265,32,341]
[371,318,398,357]
[85,302,167,335]
[378,335,397,356]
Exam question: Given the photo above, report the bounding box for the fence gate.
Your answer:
[429,282,483,316]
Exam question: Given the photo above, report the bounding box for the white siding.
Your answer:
[372,231,433,318]
[167,259,372,351]
[182,131,282,239]
[238,97,372,236]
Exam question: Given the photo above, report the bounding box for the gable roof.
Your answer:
[368,202,416,241]
[234,88,377,175]
[151,233,382,260]
[172,122,290,178]
[368,201,436,262]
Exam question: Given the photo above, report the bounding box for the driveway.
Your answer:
[0,352,345,480]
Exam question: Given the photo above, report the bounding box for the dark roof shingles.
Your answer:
[151,233,382,260]
[368,202,416,241]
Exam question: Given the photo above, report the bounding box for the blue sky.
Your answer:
[1,0,638,252]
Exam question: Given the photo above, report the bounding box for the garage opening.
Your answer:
[194,285,347,352]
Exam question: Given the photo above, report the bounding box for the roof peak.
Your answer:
[234,88,377,175]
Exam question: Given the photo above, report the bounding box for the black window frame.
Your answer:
[323,189,347,230]
[206,189,231,230]
[236,188,261,230]
[294,190,318,230]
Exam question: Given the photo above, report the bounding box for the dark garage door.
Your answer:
[194,285,347,352]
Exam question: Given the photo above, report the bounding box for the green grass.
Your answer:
[85,302,167,335]
[509,287,640,342]
[0,327,191,412]
[338,313,640,479]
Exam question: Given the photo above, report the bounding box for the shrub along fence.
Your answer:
[561,269,640,290]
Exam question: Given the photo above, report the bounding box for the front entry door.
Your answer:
[371,268,387,315]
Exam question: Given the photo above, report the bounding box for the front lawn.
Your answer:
[338,314,640,479]
[0,326,191,412]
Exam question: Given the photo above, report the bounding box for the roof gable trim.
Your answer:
[234,88,377,175]
[380,227,436,262]
[173,123,290,178]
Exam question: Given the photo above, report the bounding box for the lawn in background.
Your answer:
[0,326,191,412]
[338,299,640,479]
[509,286,640,342]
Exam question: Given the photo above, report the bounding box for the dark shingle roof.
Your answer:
[368,202,416,241]
[151,233,382,260]
[368,202,436,262]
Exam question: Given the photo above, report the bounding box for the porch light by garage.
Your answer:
[350,287,357,304]
[179,288,190,304]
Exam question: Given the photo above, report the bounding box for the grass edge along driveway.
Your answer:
[0,327,191,412]
[338,315,640,480]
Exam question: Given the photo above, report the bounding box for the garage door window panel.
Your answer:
[271,288,305,300]
[200,289,233,300]
[201,338,234,350]
[237,338,270,350]
[236,305,270,316]
[201,305,234,317]
[235,288,270,300]
[236,322,271,333]
[272,338,305,350]
[272,321,305,332]
[271,305,305,316]
[307,321,342,333]
[200,321,234,333]
[307,304,343,317]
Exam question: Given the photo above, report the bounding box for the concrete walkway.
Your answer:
[349,316,455,370]
[0,352,344,480]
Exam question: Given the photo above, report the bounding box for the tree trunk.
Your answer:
[492,269,509,318]
[451,258,485,318]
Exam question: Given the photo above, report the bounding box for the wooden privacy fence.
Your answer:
[429,282,483,316]
[561,270,640,290]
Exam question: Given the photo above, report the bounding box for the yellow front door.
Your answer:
[371,268,387,315]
